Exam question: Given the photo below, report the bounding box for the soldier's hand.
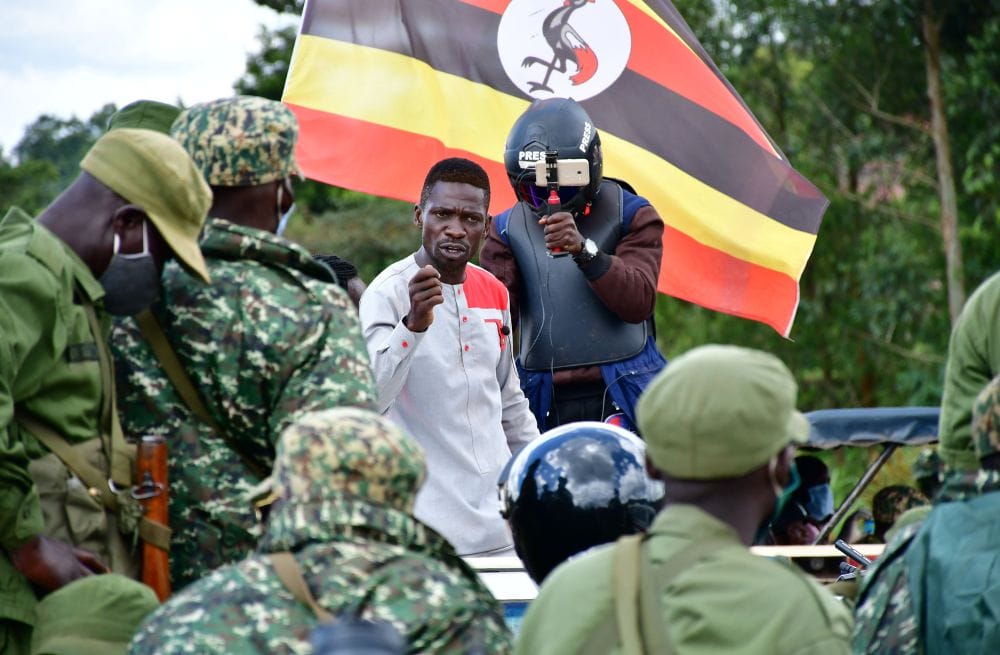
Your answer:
[7,535,108,592]
[539,211,583,255]
[404,265,443,333]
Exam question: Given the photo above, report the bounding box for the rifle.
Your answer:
[833,538,873,582]
[135,435,170,601]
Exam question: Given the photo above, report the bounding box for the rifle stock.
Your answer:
[136,435,170,601]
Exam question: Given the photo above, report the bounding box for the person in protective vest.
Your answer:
[481,98,667,432]
[497,421,663,583]
[853,374,1000,654]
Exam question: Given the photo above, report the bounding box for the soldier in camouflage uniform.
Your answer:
[867,485,927,543]
[853,374,1000,654]
[881,449,946,542]
[128,407,512,654]
[111,96,376,589]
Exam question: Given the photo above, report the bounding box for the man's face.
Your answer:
[415,181,489,272]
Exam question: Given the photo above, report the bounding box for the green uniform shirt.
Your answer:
[516,504,852,655]
[112,217,377,589]
[938,271,1000,471]
[0,207,107,625]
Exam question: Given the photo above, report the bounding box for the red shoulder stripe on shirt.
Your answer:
[463,265,508,311]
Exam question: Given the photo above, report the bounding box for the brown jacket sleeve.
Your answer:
[583,204,664,323]
[480,203,664,327]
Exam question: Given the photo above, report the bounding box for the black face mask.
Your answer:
[98,221,161,316]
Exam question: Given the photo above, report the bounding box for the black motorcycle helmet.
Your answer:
[503,98,603,216]
[497,421,663,584]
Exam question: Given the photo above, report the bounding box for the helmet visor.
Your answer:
[516,180,583,210]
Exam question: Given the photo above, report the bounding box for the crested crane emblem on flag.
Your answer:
[498,0,631,100]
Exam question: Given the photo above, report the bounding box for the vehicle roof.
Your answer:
[805,407,939,449]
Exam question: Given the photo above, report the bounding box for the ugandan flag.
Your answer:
[282,0,827,336]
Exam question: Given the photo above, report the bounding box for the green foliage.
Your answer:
[282,195,415,285]
[0,152,59,216]
[234,26,296,102]
[657,0,1000,414]
[945,13,1000,283]
[14,104,116,182]
[1,104,117,215]
[249,0,302,13]
[235,23,372,216]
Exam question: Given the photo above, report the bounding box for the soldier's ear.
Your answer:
[413,204,423,229]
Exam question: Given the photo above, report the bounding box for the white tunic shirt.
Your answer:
[360,256,539,555]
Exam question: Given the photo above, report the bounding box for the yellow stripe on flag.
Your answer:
[285,35,529,162]
[286,33,816,279]
[604,138,817,279]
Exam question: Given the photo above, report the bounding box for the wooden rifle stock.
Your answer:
[136,435,170,601]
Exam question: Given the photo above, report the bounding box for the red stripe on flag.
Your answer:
[616,2,776,155]
[456,0,506,13]
[285,103,516,214]
[659,225,798,336]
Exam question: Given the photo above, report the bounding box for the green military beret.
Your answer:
[637,344,809,479]
[170,95,302,187]
[107,100,181,134]
[273,407,426,513]
[31,574,159,655]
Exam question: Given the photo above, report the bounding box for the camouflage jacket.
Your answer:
[128,494,512,654]
[112,218,376,588]
[853,471,1000,654]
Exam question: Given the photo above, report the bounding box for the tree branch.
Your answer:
[849,329,946,365]
[841,70,932,135]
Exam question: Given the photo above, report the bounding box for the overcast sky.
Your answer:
[0,0,297,154]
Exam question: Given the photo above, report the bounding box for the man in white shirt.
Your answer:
[360,158,539,556]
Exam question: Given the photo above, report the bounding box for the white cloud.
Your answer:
[0,0,297,154]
